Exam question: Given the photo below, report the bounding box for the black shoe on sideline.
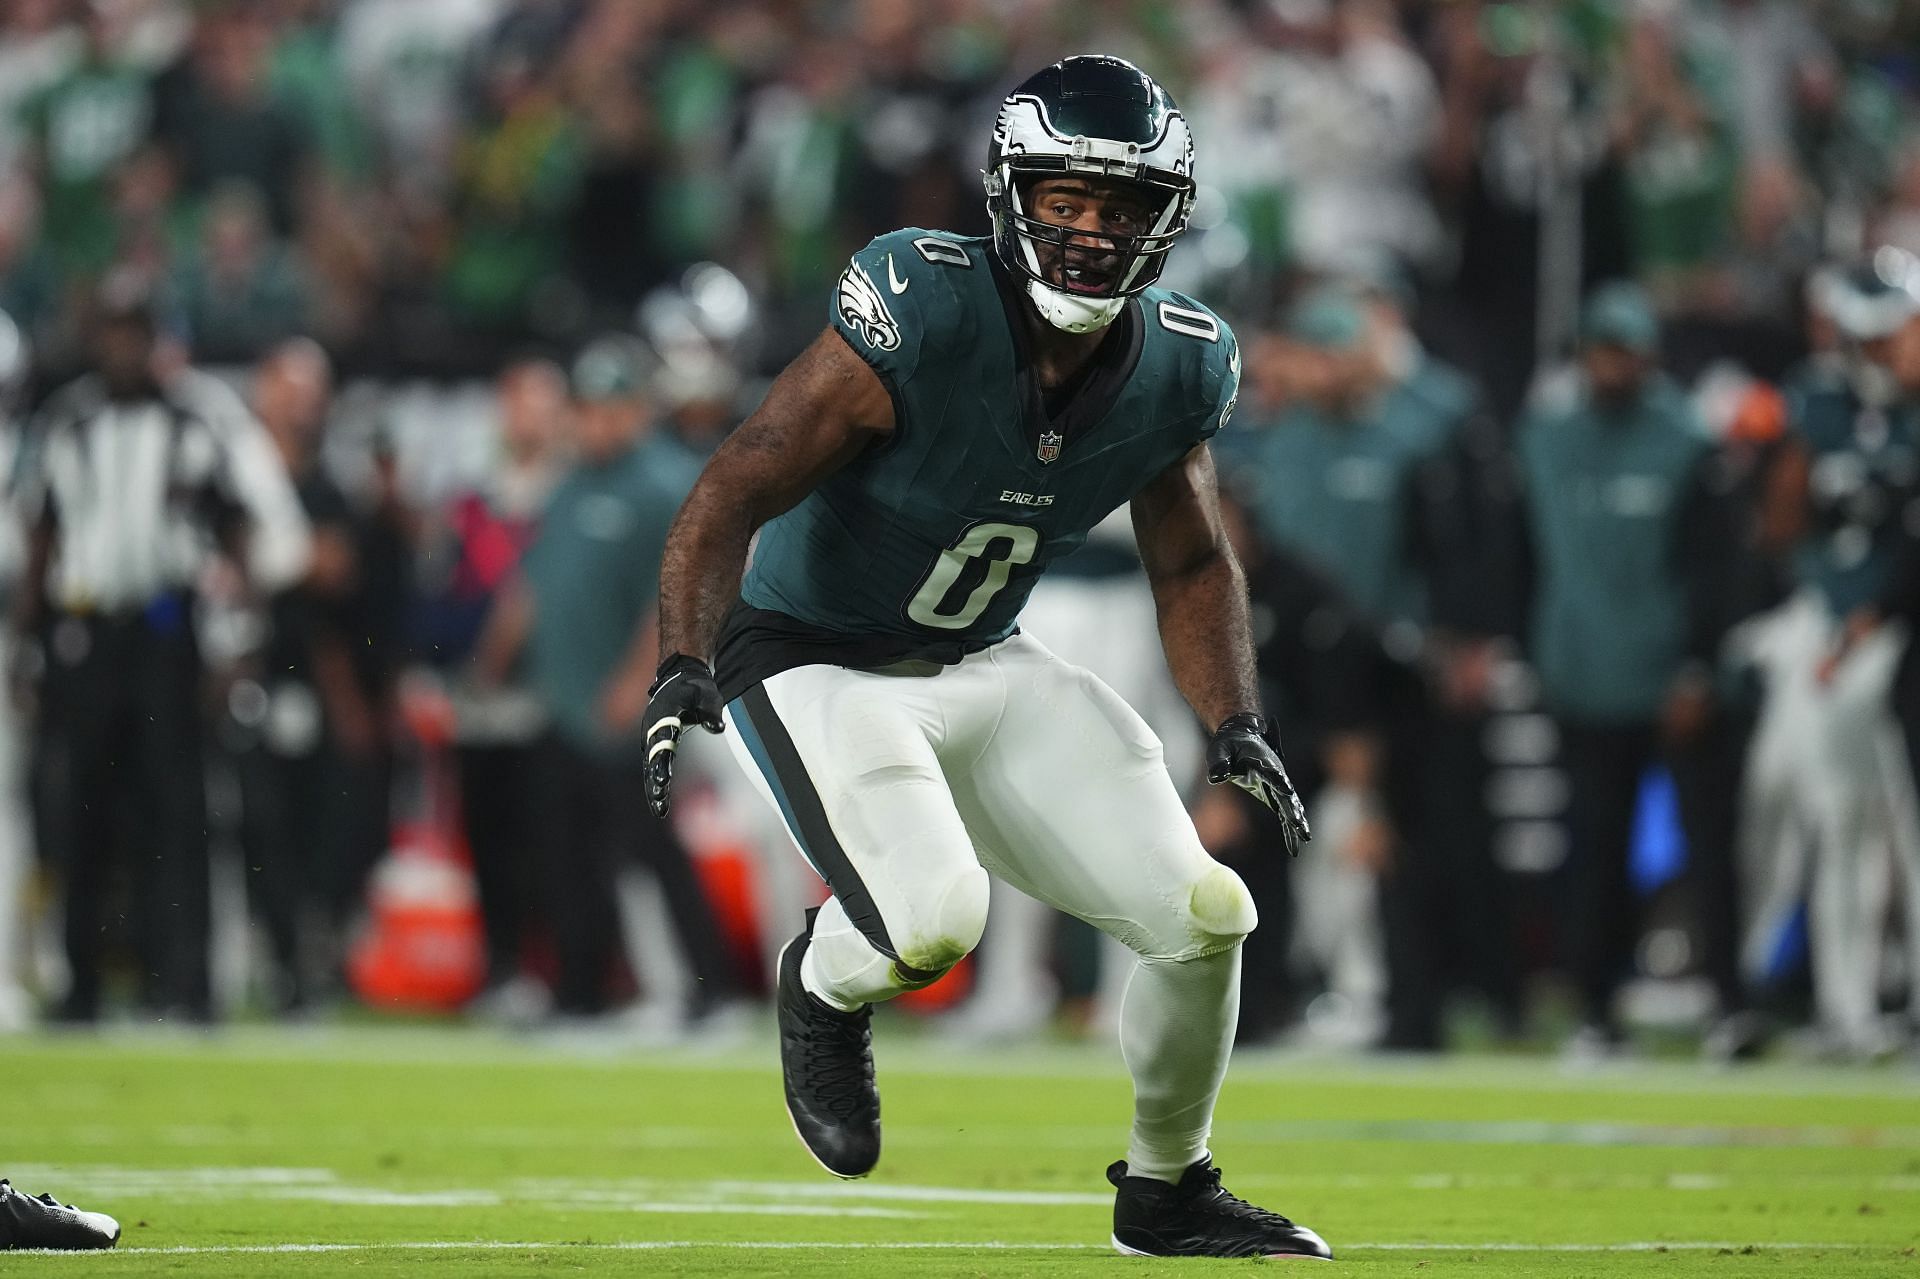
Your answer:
[0,1180,120,1251]
[1108,1157,1331,1260]
[776,915,880,1178]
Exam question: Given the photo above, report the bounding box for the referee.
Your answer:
[7,276,310,1023]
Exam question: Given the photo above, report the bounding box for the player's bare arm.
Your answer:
[1131,442,1259,728]
[643,328,894,815]
[657,329,894,664]
[1133,443,1312,850]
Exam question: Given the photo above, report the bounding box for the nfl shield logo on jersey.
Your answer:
[1036,430,1063,464]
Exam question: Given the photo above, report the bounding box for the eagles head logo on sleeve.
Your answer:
[836,261,901,352]
[1217,339,1241,433]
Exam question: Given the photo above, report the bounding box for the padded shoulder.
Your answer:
[828,229,985,388]
[1142,288,1239,443]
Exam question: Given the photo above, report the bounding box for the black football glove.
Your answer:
[1206,711,1312,856]
[644,653,726,818]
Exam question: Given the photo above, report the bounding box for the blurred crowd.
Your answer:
[3,0,1920,1058]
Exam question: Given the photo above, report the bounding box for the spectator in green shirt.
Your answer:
[1517,282,1743,1056]
[474,335,732,1023]
[16,4,158,278]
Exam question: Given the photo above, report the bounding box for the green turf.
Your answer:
[2,1022,1918,1275]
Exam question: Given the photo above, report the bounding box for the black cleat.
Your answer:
[776,917,880,1178]
[0,1180,120,1251]
[1108,1157,1331,1260]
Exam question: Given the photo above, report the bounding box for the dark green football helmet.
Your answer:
[984,55,1196,333]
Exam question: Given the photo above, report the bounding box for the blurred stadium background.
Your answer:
[3,0,1920,1267]
[3,0,1920,1259]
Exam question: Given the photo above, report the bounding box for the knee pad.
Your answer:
[1108,863,1259,961]
[892,863,990,980]
[1183,864,1258,951]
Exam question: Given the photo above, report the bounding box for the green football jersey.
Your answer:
[1785,364,1920,617]
[718,229,1238,697]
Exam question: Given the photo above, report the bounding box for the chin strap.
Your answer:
[1027,278,1126,333]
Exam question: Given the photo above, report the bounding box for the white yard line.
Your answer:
[707,1180,1111,1206]
[15,1167,1920,1209]
[11,1028,1919,1102]
[10,1239,1885,1258]
[515,1178,1112,1207]
[1352,1243,1871,1252]
[15,1116,1920,1151]
[5,1166,335,1187]
[9,1241,1099,1257]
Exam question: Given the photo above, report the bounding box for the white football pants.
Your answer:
[959,572,1206,1037]
[723,633,1254,982]
[1739,589,1920,1044]
[722,632,1255,1179]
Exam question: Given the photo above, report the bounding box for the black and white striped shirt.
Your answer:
[13,370,310,614]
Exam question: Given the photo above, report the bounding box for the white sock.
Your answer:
[800,896,902,1012]
[1118,945,1241,1184]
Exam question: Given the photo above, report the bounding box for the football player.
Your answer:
[1767,249,1920,1056]
[644,56,1329,1260]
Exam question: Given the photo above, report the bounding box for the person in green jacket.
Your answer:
[1230,281,1515,1051]
[1518,281,1741,1056]
[473,336,732,1023]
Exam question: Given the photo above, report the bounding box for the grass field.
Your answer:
[3,1021,1919,1276]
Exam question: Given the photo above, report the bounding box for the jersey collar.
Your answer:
[989,252,1144,466]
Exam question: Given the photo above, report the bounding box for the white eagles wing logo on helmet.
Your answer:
[836,261,901,351]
